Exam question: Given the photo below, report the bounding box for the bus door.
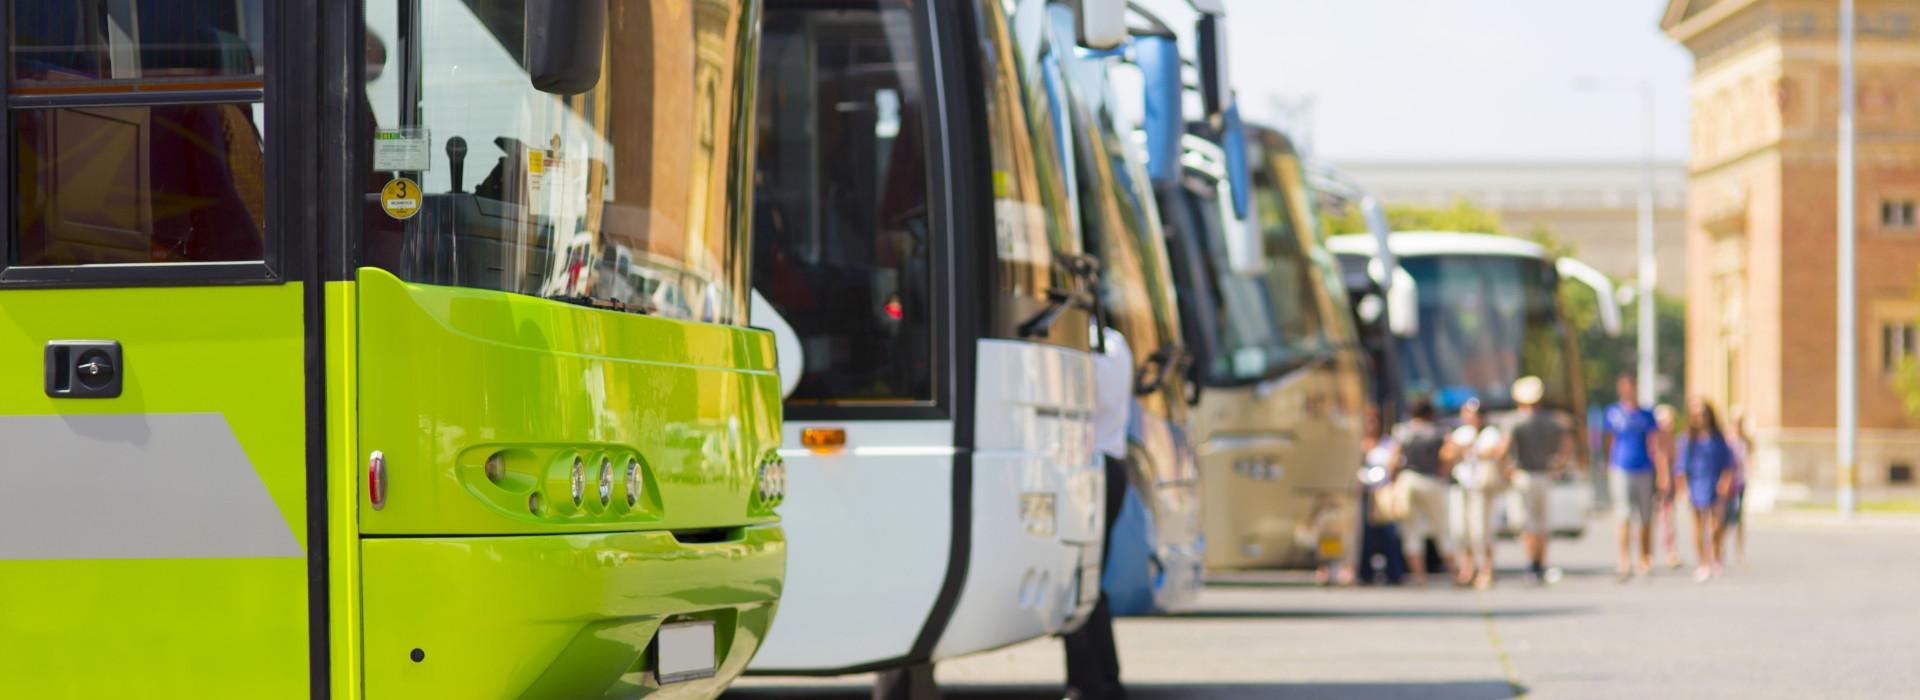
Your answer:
[0,2,318,696]
[747,0,959,671]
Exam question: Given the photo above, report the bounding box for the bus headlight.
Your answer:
[757,454,786,505]
[570,457,586,506]
[597,458,613,507]
[626,458,643,507]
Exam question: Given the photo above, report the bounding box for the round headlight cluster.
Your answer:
[757,454,786,505]
[626,458,643,507]
[597,458,614,507]
[569,457,586,506]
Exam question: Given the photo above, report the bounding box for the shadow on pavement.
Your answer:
[1160,606,1592,621]
[726,680,1524,699]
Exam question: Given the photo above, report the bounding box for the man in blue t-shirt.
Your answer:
[1605,374,1667,579]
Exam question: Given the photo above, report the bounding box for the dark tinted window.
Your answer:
[12,0,265,84]
[8,2,267,266]
[754,2,934,404]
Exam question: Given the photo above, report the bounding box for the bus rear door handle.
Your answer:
[45,340,122,399]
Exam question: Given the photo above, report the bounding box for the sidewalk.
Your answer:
[1749,509,1920,533]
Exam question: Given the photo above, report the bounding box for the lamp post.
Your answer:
[1576,78,1659,407]
[1838,0,1859,519]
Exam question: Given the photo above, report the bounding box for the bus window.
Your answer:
[8,1,267,267]
[976,0,1090,350]
[362,0,755,325]
[1074,104,1170,377]
[1249,157,1332,358]
[754,2,935,406]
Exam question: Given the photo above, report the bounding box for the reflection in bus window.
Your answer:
[976,0,1088,350]
[8,2,267,266]
[361,0,756,325]
[753,2,934,404]
[1250,158,1331,358]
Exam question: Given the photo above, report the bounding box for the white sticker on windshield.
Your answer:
[373,128,431,172]
[993,197,1050,266]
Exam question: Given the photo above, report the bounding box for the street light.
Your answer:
[1575,77,1659,407]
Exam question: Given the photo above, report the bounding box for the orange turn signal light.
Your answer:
[801,428,847,449]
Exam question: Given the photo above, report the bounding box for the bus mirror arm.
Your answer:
[1020,254,1104,345]
[1133,344,1190,397]
[1018,287,1097,340]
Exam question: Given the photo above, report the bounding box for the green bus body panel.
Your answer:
[354,268,782,535]
[359,526,784,699]
[0,285,309,698]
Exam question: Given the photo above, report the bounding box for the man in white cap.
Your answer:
[1502,375,1571,584]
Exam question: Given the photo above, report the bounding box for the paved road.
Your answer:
[729,513,1920,699]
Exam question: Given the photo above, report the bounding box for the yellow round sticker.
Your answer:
[381,178,422,220]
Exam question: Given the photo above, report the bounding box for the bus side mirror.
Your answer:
[1388,267,1419,338]
[525,0,606,95]
[1074,0,1127,49]
[1195,12,1231,120]
[750,291,805,399]
[1556,257,1625,336]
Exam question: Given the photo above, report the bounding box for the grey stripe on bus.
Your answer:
[0,413,303,560]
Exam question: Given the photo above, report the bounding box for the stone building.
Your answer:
[1665,0,1920,509]
[1332,161,1690,296]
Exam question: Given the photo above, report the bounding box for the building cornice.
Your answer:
[1665,0,1764,44]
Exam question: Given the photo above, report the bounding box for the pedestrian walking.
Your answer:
[1445,400,1504,589]
[1675,399,1737,583]
[1063,328,1131,700]
[1388,396,1452,585]
[1356,407,1408,586]
[1502,376,1571,585]
[1653,404,1684,569]
[1604,374,1667,580]
[1725,408,1751,566]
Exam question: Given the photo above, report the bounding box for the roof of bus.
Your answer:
[1324,231,1548,260]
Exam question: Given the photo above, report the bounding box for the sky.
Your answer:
[1205,0,1695,162]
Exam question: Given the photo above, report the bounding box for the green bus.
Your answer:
[0,1,785,697]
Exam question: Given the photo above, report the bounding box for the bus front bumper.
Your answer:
[359,524,784,699]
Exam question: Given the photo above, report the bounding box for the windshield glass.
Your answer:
[1396,254,1573,413]
[360,0,757,325]
[1070,68,1182,411]
[1249,150,1334,359]
[1174,172,1282,386]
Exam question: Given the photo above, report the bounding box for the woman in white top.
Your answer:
[1446,400,1507,589]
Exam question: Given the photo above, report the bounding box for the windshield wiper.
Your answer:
[1018,254,1103,341]
[550,294,654,315]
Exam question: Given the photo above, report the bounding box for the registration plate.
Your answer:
[655,620,718,684]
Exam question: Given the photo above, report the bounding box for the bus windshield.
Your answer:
[1249,150,1335,360]
[1396,254,1573,412]
[361,0,756,325]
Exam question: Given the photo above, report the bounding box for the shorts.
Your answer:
[1396,471,1451,554]
[1509,470,1552,536]
[1450,485,1498,550]
[1610,469,1656,526]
